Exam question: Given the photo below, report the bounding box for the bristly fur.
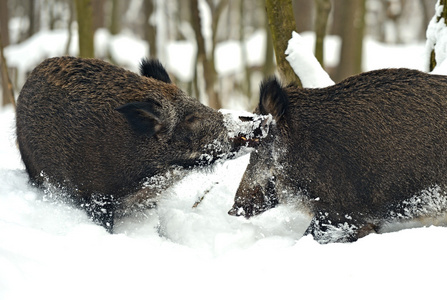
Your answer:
[16,56,238,233]
[231,68,447,243]
[139,58,172,83]
[259,77,289,121]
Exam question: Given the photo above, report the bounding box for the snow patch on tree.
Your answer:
[285,31,335,88]
[426,0,447,74]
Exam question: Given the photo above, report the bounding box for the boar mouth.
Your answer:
[223,113,272,151]
[230,134,261,149]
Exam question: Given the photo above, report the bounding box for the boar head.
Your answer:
[229,78,289,217]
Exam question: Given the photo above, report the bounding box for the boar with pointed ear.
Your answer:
[16,56,261,232]
[230,69,447,243]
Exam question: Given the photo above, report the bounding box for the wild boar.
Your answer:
[16,56,259,232]
[229,68,447,243]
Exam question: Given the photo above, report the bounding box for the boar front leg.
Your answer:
[80,196,116,233]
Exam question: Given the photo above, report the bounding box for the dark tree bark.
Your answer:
[313,0,331,68]
[92,0,106,31]
[190,0,221,109]
[0,32,15,108]
[263,20,275,77]
[144,0,157,58]
[292,0,314,33]
[239,0,251,100]
[330,0,342,36]
[265,0,301,86]
[0,0,10,47]
[65,0,75,55]
[27,0,37,39]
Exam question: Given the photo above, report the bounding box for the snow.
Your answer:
[1,130,447,300]
[3,7,447,299]
[3,101,447,299]
[2,122,447,300]
[285,31,335,87]
[426,0,447,74]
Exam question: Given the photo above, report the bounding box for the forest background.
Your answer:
[0,0,438,110]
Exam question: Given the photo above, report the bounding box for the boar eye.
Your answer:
[185,114,201,124]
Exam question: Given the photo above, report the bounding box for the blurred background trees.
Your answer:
[0,0,437,109]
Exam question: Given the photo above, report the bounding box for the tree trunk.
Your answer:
[263,20,275,77]
[240,0,251,100]
[92,0,106,32]
[265,0,302,86]
[330,0,343,36]
[313,0,331,69]
[0,0,10,47]
[292,0,314,33]
[27,0,37,39]
[333,0,366,82]
[429,0,447,71]
[75,0,95,58]
[0,32,15,108]
[420,0,434,41]
[190,0,221,109]
[109,0,121,35]
[144,0,157,58]
[65,0,75,55]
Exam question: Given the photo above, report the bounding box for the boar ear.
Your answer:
[259,77,289,121]
[140,58,172,84]
[115,101,163,137]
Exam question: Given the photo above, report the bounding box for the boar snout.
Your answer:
[229,178,278,218]
[226,114,272,151]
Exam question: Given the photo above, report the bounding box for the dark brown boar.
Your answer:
[16,56,258,232]
[229,68,447,243]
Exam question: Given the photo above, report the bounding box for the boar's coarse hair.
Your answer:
[16,56,240,232]
[230,68,447,243]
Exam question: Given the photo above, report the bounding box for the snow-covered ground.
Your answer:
[2,104,447,300]
[3,8,447,298]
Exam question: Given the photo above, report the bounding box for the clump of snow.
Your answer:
[285,31,335,88]
[221,109,272,141]
[425,0,447,74]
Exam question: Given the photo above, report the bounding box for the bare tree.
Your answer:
[27,0,38,39]
[0,0,10,47]
[92,0,106,32]
[265,0,301,86]
[420,0,435,40]
[65,0,75,55]
[292,0,314,32]
[75,0,95,58]
[190,0,221,109]
[109,0,121,35]
[429,0,447,71]
[333,0,366,82]
[263,21,275,78]
[0,33,15,108]
[144,0,157,58]
[314,0,331,69]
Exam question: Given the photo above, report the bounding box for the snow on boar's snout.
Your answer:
[16,56,258,233]
[230,69,447,243]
